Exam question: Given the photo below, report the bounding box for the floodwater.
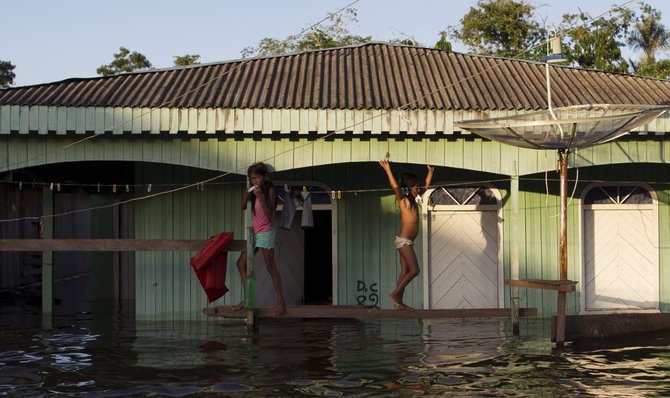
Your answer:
[1,303,670,397]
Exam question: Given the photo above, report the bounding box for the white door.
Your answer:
[425,186,502,309]
[582,184,659,312]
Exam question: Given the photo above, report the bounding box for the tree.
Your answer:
[97,47,153,76]
[387,38,421,46]
[449,0,545,59]
[0,60,16,88]
[626,2,670,78]
[561,7,634,73]
[628,3,669,64]
[241,7,371,57]
[173,54,201,66]
[435,32,452,52]
[635,59,670,78]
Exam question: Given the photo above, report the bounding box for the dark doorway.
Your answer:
[303,210,332,304]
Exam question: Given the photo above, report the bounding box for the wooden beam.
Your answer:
[505,278,577,292]
[203,305,538,319]
[556,313,670,342]
[0,239,247,252]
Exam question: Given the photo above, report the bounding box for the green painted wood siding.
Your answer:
[109,161,670,318]
[6,134,670,177]
[3,106,669,138]
[133,164,246,321]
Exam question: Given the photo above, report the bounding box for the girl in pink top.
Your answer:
[233,162,286,316]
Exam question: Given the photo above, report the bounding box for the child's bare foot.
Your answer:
[273,303,285,316]
[231,300,244,311]
[388,294,414,310]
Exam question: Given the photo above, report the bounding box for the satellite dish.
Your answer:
[456,104,669,150]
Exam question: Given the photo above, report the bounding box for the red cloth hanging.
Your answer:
[190,231,234,303]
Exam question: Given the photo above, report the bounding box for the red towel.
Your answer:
[190,232,233,303]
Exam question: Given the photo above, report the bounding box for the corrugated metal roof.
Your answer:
[1,42,669,110]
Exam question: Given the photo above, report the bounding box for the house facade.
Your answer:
[1,43,670,320]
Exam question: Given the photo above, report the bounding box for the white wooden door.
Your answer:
[428,208,500,309]
[582,185,659,312]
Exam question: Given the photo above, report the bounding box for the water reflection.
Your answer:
[1,306,670,396]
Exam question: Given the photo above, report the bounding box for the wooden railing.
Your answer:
[0,239,246,252]
[505,278,577,293]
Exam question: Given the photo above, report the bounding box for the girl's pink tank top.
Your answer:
[252,198,273,233]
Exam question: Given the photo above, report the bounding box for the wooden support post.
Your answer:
[244,179,256,332]
[555,149,569,348]
[510,166,520,335]
[41,188,53,329]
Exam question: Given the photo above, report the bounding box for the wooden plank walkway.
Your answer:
[558,313,670,341]
[203,305,538,319]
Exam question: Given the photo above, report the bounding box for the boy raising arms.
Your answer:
[379,160,434,310]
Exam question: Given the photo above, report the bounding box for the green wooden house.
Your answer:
[2,43,670,321]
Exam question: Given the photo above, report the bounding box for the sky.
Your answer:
[3,0,669,87]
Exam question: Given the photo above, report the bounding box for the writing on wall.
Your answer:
[356,280,379,309]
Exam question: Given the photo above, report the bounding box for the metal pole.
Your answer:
[555,149,568,347]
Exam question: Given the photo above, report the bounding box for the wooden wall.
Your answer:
[133,165,246,321]
[4,133,670,319]
[5,133,670,177]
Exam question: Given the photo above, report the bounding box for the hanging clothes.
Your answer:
[279,188,298,230]
[280,187,316,229]
[300,190,314,228]
[189,231,234,303]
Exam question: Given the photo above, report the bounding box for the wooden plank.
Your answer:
[203,304,537,319]
[186,108,197,134]
[505,278,577,292]
[559,313,670,341]
[57,107,67,134]
[132,108,142,133]
[0,239,247,252]
[11,106,22,133]
[42,188,54,319]
[76,107,86,134]
[0,106,10,134]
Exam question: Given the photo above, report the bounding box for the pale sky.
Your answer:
[3,0,669,86]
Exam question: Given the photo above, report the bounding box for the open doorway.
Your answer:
[253,184,335,306]
[304,210,332,304]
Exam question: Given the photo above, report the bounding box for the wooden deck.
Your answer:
[557,313,670,342]
[203,305,538,319]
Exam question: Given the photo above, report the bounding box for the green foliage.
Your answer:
[626,2,670,78]
[387,38,421,46]
[96,47,153,76]
[449,0,545,59]
[241,7,371,57]
[628,2,669,64]
[635,59,670,79]
[0,60,16,88]
[435,32,452,52]
[173,54,201,66]
[561,7,634,73]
